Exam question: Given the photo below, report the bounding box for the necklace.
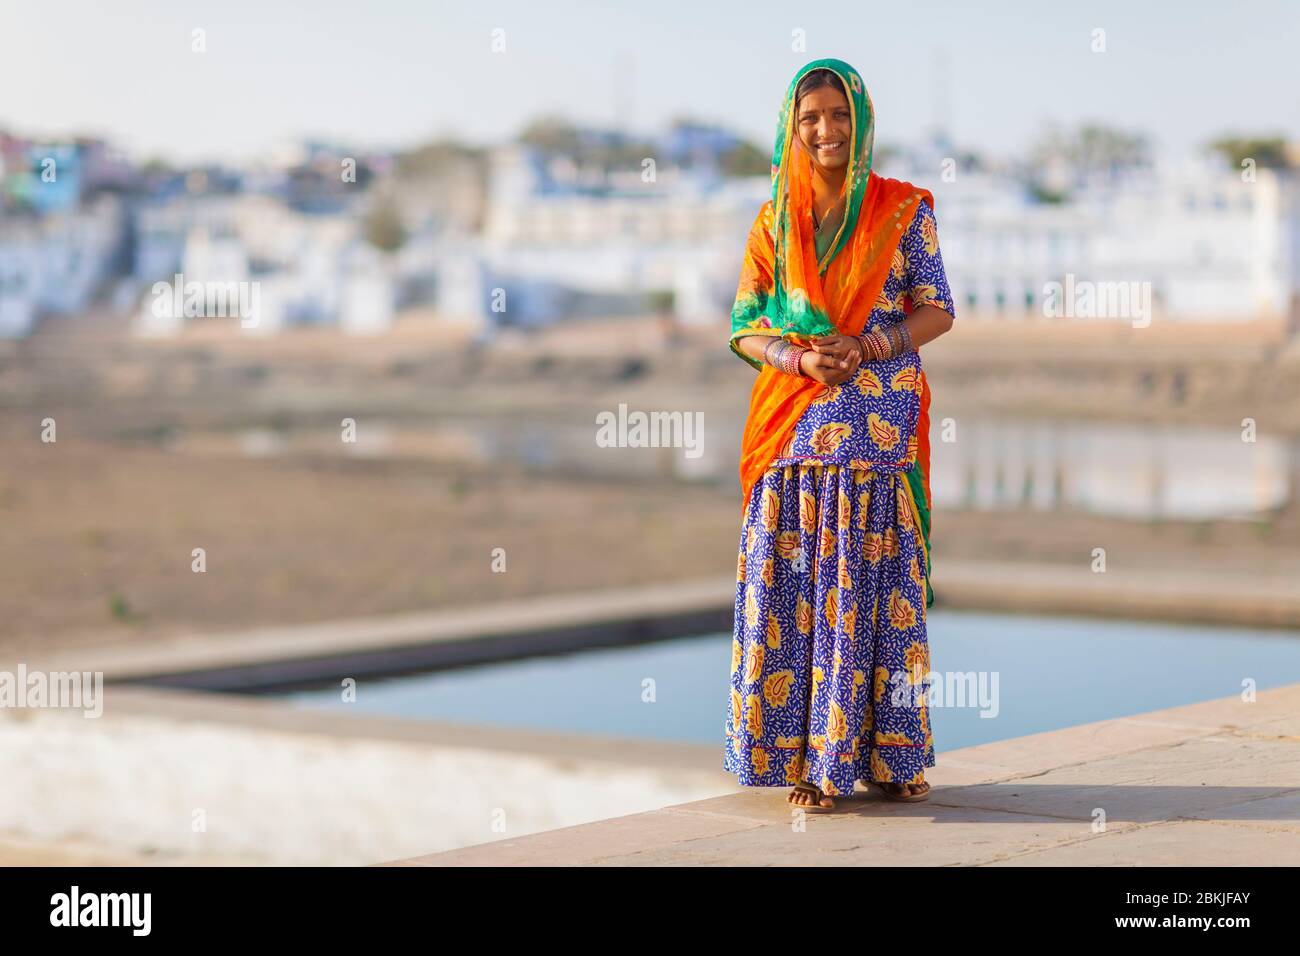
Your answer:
[813,200,837,232]
[814,176,848,230]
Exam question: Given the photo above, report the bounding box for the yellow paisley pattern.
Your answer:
[810,422,852,456]
[867,413,899,452]
[725,190,948,792]
[760,487,780,531]
[854,366,883,396]
[743,641,765,684]
[888,588,916,631]
[763,670,795,708]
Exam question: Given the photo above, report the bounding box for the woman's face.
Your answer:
[795,84,852,173]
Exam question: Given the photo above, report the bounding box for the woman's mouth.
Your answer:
[816,140,845,155]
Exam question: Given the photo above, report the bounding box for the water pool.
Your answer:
[279,609,1300,752]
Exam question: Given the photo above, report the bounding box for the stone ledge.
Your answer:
[386,683,1300,866]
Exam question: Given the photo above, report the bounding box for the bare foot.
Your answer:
[874,775,930,798]
[787,782,835,811]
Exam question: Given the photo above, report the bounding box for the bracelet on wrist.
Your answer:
[771,340,788,373]
[763,337,781,368]
[761,338,818,378]
[785,341,808,376]
[855,334,874,361]
[869,328,890,360]
[785,343,809,376]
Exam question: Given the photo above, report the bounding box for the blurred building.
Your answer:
[433,143,769,331]
[3,120,1299,341]
[893,142,1297,322]
[0,196,126,337]
[131,192,396,337]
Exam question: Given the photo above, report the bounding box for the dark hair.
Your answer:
[794,69,847,109]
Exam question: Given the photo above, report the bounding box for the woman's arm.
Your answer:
[842,304,952,365]
[734,333,777,366]
[901,303,953,348]
[734,333,856,384]
[896,200,957,349]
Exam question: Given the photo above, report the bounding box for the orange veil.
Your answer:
[726,58,937,604]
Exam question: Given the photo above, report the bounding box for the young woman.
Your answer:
[724,58,956,812]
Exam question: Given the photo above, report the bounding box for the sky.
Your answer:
[1,0,1297,166]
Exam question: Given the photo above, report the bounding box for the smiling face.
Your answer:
[795,83,852,173]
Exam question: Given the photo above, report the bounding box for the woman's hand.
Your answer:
[809,333,863,367]
[799,342,860,385]
[801,334,861,385]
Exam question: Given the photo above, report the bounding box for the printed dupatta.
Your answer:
[728,57,938,606]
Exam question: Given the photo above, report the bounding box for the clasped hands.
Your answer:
[799,333,866,385]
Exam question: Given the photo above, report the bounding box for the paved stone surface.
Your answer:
[387,685,1300,866]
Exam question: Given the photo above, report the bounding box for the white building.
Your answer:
[449,142,1300,332]
[0,196,124,337]
[437,144,768,329]
[132,194,394,337]
[898,154,1296,323]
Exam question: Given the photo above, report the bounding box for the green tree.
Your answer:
[1208,135,1291,170]
[718,140,770,177]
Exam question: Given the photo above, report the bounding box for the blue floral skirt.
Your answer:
[723,351,936,797]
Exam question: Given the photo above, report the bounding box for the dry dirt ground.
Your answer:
[2,312,1297,657]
